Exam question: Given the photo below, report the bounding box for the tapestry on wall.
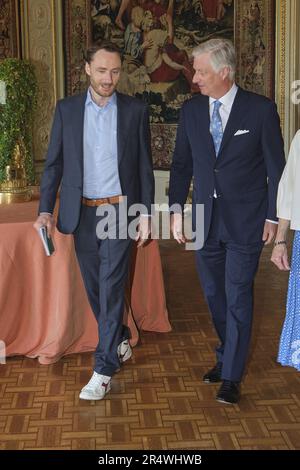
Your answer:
[0,0,20,59]
[235,0,275,99]
[64,0,275,169]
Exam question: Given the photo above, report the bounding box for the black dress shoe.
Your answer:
[216,380,240,404]
[203,362,222,383]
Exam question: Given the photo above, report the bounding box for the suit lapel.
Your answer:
[70,92,86,186]
[218,87,250,158]
[116,92,131,164]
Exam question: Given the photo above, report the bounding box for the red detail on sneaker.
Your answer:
[102,381,109,391]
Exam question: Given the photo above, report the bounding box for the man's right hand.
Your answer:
[33,213,56,237]
[171,213,186,244]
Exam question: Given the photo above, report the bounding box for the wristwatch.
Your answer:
[274,240,287,246]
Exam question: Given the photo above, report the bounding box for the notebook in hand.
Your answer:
[39,226,55,256]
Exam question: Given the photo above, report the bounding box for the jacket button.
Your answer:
[214,169,219,173]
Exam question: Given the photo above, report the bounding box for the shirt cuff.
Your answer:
[266,219,278,224]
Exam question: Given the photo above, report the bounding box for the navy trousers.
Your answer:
[196,200,264,382]
[73,203,133,376]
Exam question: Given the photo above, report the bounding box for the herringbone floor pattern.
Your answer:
[1,241,300,450]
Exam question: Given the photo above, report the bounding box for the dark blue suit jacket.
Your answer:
[169,87,286,245]
[39,91,154,234]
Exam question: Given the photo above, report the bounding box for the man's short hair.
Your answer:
[192,38,236,80]
[84,40,122,64]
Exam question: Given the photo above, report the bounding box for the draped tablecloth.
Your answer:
[0,197,171,364]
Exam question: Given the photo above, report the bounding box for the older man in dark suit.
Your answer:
[34,41,154,400]
[169,38,285,403]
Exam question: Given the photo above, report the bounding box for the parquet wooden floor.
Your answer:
[1,240,299,450]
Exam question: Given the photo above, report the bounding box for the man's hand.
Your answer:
[262,221,277,245]
[33,213,56,237]
[136,216,151,247]
[171,213,186,244]
[271,244,290,271]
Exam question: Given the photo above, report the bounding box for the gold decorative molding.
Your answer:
[276,0,300,153]
[275,0,286,135]
[19,0,64,180]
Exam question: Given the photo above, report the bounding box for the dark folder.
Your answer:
[38,226,55,256]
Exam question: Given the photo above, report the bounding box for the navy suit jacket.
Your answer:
[169,87,286,245]
[39,91,154,234]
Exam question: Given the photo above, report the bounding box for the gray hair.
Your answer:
[192,39,236,81]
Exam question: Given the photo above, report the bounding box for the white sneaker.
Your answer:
[118,340,132,364]
[79,372,111,400]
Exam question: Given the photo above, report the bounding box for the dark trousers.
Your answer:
[73,203,133,376]
[196,200,263,382]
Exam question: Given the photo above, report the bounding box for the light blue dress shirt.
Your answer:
[83,90,122,199]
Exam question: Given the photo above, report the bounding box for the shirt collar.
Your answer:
[85,88,117,109]
[209,83,238,108]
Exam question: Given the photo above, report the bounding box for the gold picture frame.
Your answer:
[0,0,20,59]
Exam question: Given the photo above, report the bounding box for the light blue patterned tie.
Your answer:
[210,100,223,156]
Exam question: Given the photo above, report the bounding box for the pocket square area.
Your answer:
[234,130,250,136]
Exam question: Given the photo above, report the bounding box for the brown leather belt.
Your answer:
[82,195,124,207]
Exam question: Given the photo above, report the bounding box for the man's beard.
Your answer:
[91,83,115,98]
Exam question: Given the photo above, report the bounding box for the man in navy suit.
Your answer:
[169,39,285,404]
[34,41,154,400]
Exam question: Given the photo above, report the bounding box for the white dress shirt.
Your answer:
[209,82,238,130]
[210,83,238,199]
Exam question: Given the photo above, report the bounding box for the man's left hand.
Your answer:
[262,221,277,245]
[136,216,151,247]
